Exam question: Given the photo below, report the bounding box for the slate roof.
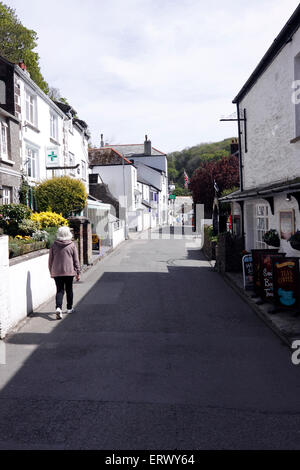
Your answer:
[106,144,166,157]
[89,147,132,166]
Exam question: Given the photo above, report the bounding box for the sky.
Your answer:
[3,0,300,153]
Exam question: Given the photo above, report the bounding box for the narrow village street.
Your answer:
[0,229,300,450]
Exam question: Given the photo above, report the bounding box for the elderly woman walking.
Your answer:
[48,226,81,319]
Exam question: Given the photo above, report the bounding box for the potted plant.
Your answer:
[263,229,280,247]
[288,230,300,251]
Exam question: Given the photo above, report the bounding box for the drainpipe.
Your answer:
[236,102,245,248]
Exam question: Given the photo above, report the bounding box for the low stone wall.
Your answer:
[203,226,216,260]
[216,233,244,273]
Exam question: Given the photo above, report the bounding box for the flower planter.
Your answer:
[290,240,300,251]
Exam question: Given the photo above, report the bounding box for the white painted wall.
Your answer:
[0,244,56,338]
[112,226,125,248]
[239,26,300,190]
[92,165,136,211]
[244,194,300,256]
[8,252,56,334]
[0,236,9,339]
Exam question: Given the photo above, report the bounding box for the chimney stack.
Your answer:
[100,133,104,148]
[144,134,152,155]
[18,60,26,71]
[230,138,239,156]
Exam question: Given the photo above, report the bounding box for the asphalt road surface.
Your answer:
[1,228,300,450]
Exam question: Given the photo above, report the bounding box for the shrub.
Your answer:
[35,176,87,217]
[18,219,40,236]
[0,204,32,236]
[43,227,58,248]
[32,230,49,242]
[31,211,68,228]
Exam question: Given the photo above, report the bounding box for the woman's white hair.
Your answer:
[56,226,73,241]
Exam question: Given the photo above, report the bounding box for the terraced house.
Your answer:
[0,55,90,207]
[220,4,300,257]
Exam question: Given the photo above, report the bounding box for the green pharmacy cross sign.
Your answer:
[48,151,58,162]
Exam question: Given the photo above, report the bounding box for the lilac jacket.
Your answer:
[48,240,80,278]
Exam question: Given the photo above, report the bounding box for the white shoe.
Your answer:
[66,308,74,314]
[56,308,63,320]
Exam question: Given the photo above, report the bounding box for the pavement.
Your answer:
[220,270,300,347]
[1,226,300,449]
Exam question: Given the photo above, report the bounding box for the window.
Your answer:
[2,186,11,204]
[0,80,6,104]
[69,152,75,175]
[50,113,58,140]
[26,146,38,179]
[255,204,269,248]
[68,119,73,134]
[25,90,37,126]
[0,122,8,157]
[81,160,87,180]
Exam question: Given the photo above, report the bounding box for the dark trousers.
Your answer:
[54,276,74,310]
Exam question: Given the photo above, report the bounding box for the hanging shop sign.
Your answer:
[272,258,300,310]
[242,254,253,290]
[251,249,279,297]
[260,253,286,301]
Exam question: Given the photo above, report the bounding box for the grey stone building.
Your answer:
[0,106,21,204]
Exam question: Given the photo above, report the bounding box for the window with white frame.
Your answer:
[255,204,269,248]
[2,186,11,204]
[25,90,37,126]
[26,146,38,179]
[69,152,75,175]
[81,160,87,180]
[50,112,58,141]
[0,121,8,158]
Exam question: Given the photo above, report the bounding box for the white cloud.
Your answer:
[4,0,300,151]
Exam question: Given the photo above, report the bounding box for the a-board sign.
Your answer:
[260,253,286,301]
[251,249,279,296]
[272,257,300,310]
[92,234,100,251]
[242,254,253,290]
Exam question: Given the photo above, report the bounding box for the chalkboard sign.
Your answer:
[251,249,279,296]
[260,253,286,301]
[273,258,300,310]
[242,254,253,290]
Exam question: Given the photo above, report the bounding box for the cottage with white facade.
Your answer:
[0,55,90,207]
[220,5,300,257]
[89,136,168,233]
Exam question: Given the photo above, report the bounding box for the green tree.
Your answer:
[0,2,49,93]
[35,177,88,218]
[167,138,236,189]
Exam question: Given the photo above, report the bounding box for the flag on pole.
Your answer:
[214,179,219,193]
[184,170,189,188]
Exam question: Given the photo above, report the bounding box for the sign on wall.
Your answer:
[273,258,300,310]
